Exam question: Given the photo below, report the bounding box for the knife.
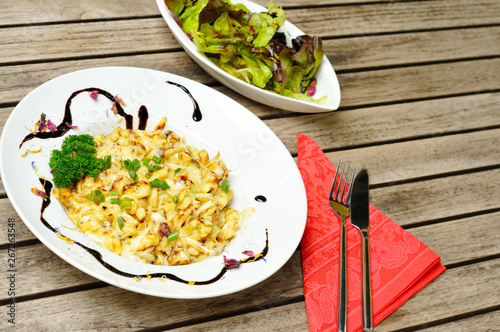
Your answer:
[350,168,373,331]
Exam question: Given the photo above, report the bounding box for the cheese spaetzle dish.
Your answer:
[53,125,251,265]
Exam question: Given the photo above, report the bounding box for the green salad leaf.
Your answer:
[165,0,327,104]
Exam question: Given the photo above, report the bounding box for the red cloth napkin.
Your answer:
[297,134,445,332]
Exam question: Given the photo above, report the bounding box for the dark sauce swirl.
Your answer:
[137,105,149,130]
[166,81,202,121]
[255,195,267,202]
[20,87,133,148]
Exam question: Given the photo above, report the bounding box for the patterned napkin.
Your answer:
[297,134,445,332]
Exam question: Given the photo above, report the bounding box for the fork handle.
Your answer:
[338,218,347,332]
[360,229,373,331]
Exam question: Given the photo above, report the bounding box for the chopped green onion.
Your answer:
[167,230,179,242]
[95,190,105,202]
[172,195,179,203]
[110,190,119,196]
[159,180,170,190]
[131,159,141,171]
[142,157,150,166]
[145,172,152,178]
[122,160,130,169]
[117,217,124,229]
[149,178,160,188]
[110,198,121,205]
[220,180,229,193]
[203,218,213,226]
[174,167,182,173]
[120,197,131,210]
[148,164,161,172]
[129,169,138,182]
[152,156,162,164]
[104,155,111,170]
[88,192,96,201]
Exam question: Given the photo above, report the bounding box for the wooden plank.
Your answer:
[1,0,160,25]
[338,58,500,108]
[0,199,34,244]
[418,310,500,332]
[0,243,98,301]
[327,26,500,71]
[168,302,309,332]
[323,128,500,186]
[3,19,500,68]
[407,212,500,266]
[4,256,499,331]
[2,0,484,26]
[271,92,500,154]
[377,259,500,331]
[371,168,500,227]
[0,106,13,134]
[0,18,177,65]
[291,0,500,37]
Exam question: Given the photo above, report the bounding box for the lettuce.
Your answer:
[165,0,326,104]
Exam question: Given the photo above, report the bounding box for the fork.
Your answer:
[329,161,356,332]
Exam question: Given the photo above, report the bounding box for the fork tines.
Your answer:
[330,161,356,206]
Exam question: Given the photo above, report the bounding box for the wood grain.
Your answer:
[377,259,500,331]
[5,0,496,27]
[0,18,176,65]
[168,302,309,332]
[1,0,160,25]
[327,26,500,70]
[418,310,500,331]
[290,0,500,37]
[2,257,498,331]
[322,129,500,186]
[371,168,500,226]
[407,212,500,266]
[338,58,500,108]
[3,19,500,68]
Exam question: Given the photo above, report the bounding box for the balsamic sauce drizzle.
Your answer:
[29,84,266,285]
[166,81,202,122]
[137,105,149,130]
[20,87,133,148]
[255,195,267,203]
[39,177,268,285]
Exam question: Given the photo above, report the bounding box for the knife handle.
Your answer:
[338,219,347,332]
[361,229,373,331]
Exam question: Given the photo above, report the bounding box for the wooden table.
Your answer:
[1,0,500,331]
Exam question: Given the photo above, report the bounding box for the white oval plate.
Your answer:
[0,67,307,299]
[156,0,341,113]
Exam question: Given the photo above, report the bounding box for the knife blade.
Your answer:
[350,168,373,331]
